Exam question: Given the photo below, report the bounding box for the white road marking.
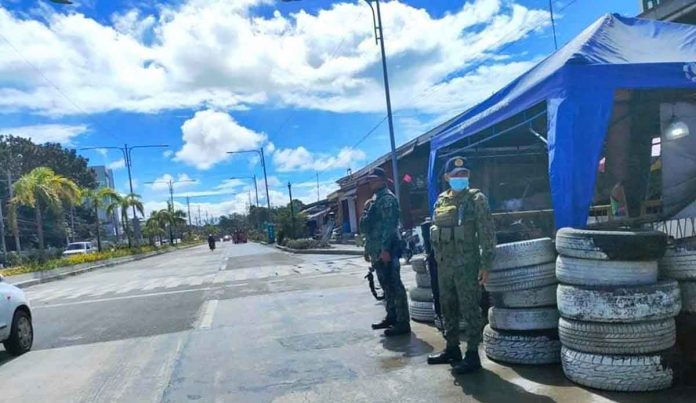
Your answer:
[142,279,164,291]
[198,299,219,329]
[35,286,223,309]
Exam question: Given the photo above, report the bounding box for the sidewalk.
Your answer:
[3,243,202,289]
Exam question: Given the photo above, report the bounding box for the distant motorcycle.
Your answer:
[207,235,216,251]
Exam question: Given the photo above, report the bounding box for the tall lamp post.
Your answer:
[281,0,400,201]
[227,149,271,210]
[229,175,259,206]
[79,144,169,245]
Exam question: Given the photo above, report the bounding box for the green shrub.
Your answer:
[284,238,329,250]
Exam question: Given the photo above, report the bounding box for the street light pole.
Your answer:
[227,149,271,210]
[366,0,400,202]
[288,182,295,234]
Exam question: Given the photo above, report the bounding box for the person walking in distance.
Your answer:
[427,157,496,373]
[361,167,410,336]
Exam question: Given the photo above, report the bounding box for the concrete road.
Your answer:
[0,242,693,402]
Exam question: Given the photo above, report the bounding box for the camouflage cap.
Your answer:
[365,167,388,182]
[444,156,470,175]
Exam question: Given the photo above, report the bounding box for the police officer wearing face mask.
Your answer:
[427,156,496,374]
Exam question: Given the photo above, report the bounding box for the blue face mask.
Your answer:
[449,177,469,191]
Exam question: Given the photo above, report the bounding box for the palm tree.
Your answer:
[119,193,144,248]
[143,213,166,246]
[104,194,123,244]
[11,167,81,251]
[82,187,121,252]
[169,209,187,244]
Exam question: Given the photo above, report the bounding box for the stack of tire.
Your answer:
[484,238,561,365]
[556,228,680,392]
[660,246,696,384]
[409,255,436,322]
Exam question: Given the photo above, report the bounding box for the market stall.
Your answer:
[428,14,696,232]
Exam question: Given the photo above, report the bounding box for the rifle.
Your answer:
[421,219,444,333]
[365,266,385,301]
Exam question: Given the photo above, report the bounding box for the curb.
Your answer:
[9,243,202,289]
[274,244,363,256]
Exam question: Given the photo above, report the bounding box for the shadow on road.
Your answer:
[379,332,434,357]
[507,362,571,387]
[453,367,555,403]
[0,351,16,368]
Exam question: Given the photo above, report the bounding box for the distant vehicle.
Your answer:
[62,242,96,257]
[233,231,247,244]
[223,235,232,242]
[0,275,33,356]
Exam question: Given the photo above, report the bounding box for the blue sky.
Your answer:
[0,0,639,218]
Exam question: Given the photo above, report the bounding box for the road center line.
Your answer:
[198,299,219,330]
[34,286,223,309]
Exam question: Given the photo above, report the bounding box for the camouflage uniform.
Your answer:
[430,188,496,351]
[361,187,409,326]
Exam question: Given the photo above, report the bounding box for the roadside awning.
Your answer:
[306,208,331,220]
[429,14,696,228]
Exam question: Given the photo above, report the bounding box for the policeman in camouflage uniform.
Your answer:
[427,156,496,373]
[360,167,411,336]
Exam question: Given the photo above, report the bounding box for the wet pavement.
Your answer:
[0,242,694,402]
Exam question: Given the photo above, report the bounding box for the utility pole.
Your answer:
[288,182,295,234]
[366,0,401,202]
[0,199,7,259]
[227,149,270,210]
[316,171,320,202]
[229,175,259,207]
[145,177,195,244]
[7,171,19,252]
[549,0,558,50]
[186,196,192,227]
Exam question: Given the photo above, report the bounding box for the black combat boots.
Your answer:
[383,323,411,336]
[427,346,462,365]
[452,350,482,374]
[371,318,394,330]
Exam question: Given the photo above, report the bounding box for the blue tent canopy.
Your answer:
[428,14,696,229]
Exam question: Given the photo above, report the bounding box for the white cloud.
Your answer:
[273,146,366,172]
[175,109,267,170]
[148,173,199,191]
[163,150,174,158]
[107,158,126,170]
[0,123,88,144]
[0,0,549,116]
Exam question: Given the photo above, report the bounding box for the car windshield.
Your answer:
[66,243,87,251]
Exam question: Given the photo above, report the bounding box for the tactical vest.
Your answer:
[430,189,479,256]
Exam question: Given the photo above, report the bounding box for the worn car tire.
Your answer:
[561,346,674,391]
[680,281,696,314]
[485,262,556,293]
[489,284,557,308]
[558,317,675,355]
[493,238,556,271]
[660,248,696,280]
[411,256,427,273]
[415,272,431,288]
[3,309,33,356]
[557,281,681,323]
[483,325,561,365]
[556,255,658,287]
[408,286,433,303]
[409,300,435,322]
[556,228,667,261]
[488,307,559,331]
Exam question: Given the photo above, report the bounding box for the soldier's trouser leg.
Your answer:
[382,259,410,325]
[439,259,483,351]
[374,262,395,322]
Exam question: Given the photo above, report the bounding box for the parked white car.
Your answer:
[62,242,96,257]
[0,276,33,356]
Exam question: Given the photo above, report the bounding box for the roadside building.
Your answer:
[90,166,121,240]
